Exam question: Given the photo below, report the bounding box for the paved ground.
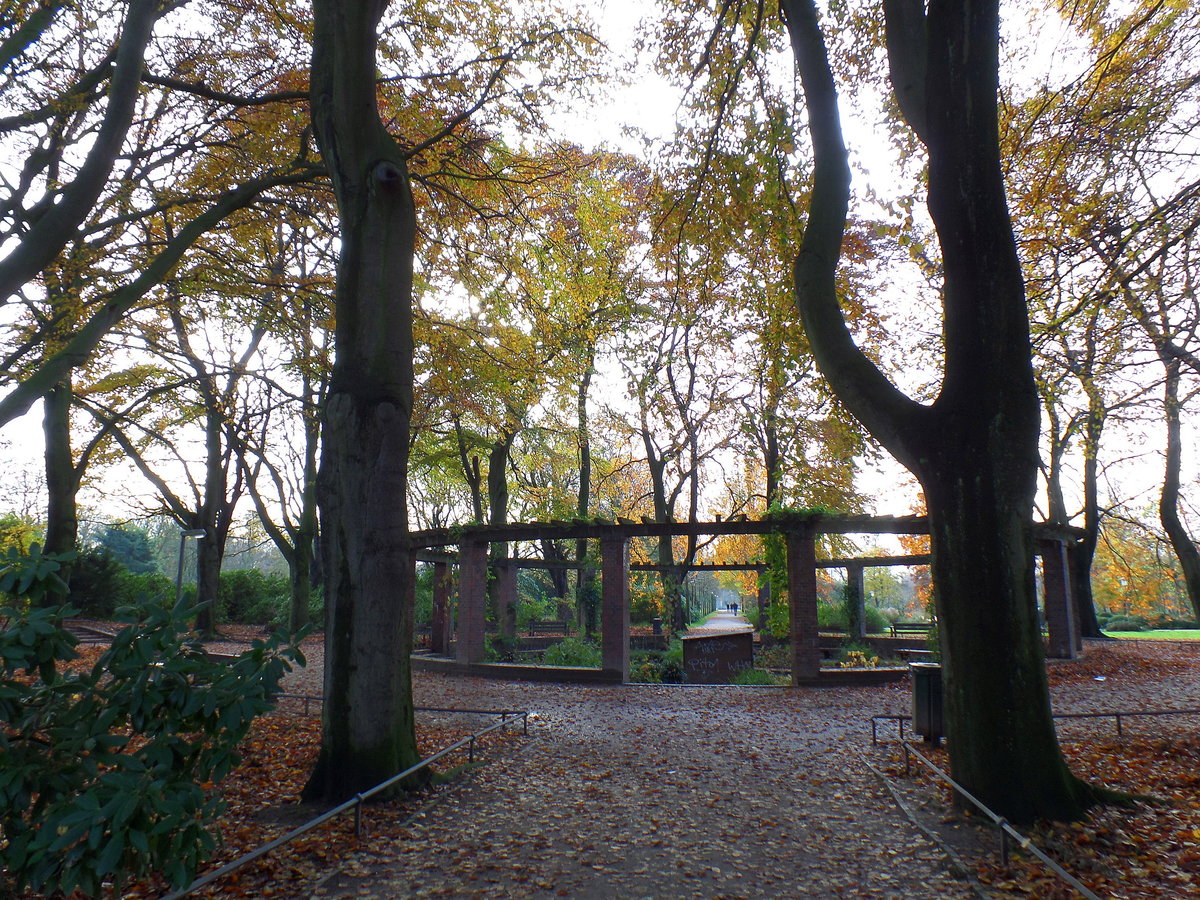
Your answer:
[306,675,978,899]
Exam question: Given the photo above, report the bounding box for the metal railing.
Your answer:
[163,708,528,899]
[899,741,1102,900]
[871,706,1200,744]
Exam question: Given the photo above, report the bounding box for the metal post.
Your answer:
[175,529,207,608]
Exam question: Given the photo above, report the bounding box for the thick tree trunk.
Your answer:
[42,377,78,598]
[783,0,1092,822]
[303,0,421,803]
[920,447,1088,822]
[1159,359,1200,620]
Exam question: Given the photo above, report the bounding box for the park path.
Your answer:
[308,675,978,899]
[687,609,755,635]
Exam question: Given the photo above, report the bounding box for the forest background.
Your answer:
[0,0,1198,633]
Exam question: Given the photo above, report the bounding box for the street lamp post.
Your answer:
[175,529,207,608]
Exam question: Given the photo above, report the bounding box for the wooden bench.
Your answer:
[890,622,934,638]
[527,620,570,637]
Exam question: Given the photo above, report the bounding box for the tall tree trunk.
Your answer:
[1159,358,1200,620]
[289,436,319,633]
[1072,398,1104,636]
[783,0,1093,822]
[575,357,598,633]
[42,377,78,599]
[486,429,515,619]
[303,0,421,803]
[193,405,227,637]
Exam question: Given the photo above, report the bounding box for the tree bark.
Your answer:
[42,377,78,597]
[303,0,422,803]
[782,0,1092,822]
[1072,396,1105,637]
[1159,358,1200,620]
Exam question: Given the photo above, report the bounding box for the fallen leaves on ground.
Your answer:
[886,640,1200,900]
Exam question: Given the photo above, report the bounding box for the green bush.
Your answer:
[65,547,126,618]
[629,655,664,683]
[0,556,304,895]
[1102,615,1148,632]
[218,569,290,625]
[630,589,658,624]
[113,571,176,609]
[516,596,554,632]
[730,667,780,685]
[542,636,601,667]
[817,602,889,634]
[754,643,789,669]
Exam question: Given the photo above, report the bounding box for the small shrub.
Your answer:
[730,667,779,685]
[659,658,683,683]
[755,643,790,669]
[1102,615,1148,633]
[218,569,290,625]
[542,637,601,668]
[629,659,663,683]
[65,547,126,617]
[837,641,879,668]
[0,554,305,895]
[817,602,847,631]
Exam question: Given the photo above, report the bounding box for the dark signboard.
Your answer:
[682,631,754,684]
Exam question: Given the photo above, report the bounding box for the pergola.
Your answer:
[409,514,1082,685]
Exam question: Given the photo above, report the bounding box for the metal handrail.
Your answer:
[871,706,1200,744]
[163,710,528,899]
[273,692,530,723]
[900,741,1102,900]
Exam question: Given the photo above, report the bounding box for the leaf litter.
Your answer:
[13,635,1198,898]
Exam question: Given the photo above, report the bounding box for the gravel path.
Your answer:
[302,674,977,899]
[268,637,1199,899]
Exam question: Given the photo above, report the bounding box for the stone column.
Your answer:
[430,561,452,654]
[1041,539,1079,660]
[456,539,488,664]
[496,560,518,643]
[846,562,866,641]
[786,529,820,684]
[600,535,630,682]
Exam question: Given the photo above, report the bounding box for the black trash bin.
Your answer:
[910,662,943,746]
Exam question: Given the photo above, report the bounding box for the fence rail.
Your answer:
[871,706,1200,744]
[163,707,528,899]
[899,741,1102,900]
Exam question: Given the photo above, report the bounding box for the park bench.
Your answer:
[890,622,934,638]
[527,620,570,637]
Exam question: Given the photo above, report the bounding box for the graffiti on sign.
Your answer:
[682,631,754,684]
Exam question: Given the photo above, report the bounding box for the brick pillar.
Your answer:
[600,535,630,682]
[456,539,488,664]
[846,562,866,641]
[787,530,820,684]
[431,561,452,654]
[496,561,518,642]
[1041,539,1079,660]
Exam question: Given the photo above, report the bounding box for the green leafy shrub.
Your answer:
[0,542,71,610]
[0,601,303,895]
[754,643,790,669]
[1101,615,1148,632]
[730,667,780,685]
[516,596,554,632]
[65,546,127,618]
[218,569,290,625]
[629,651,664,683]
[817,602,889,634]
[542,637,601,667]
